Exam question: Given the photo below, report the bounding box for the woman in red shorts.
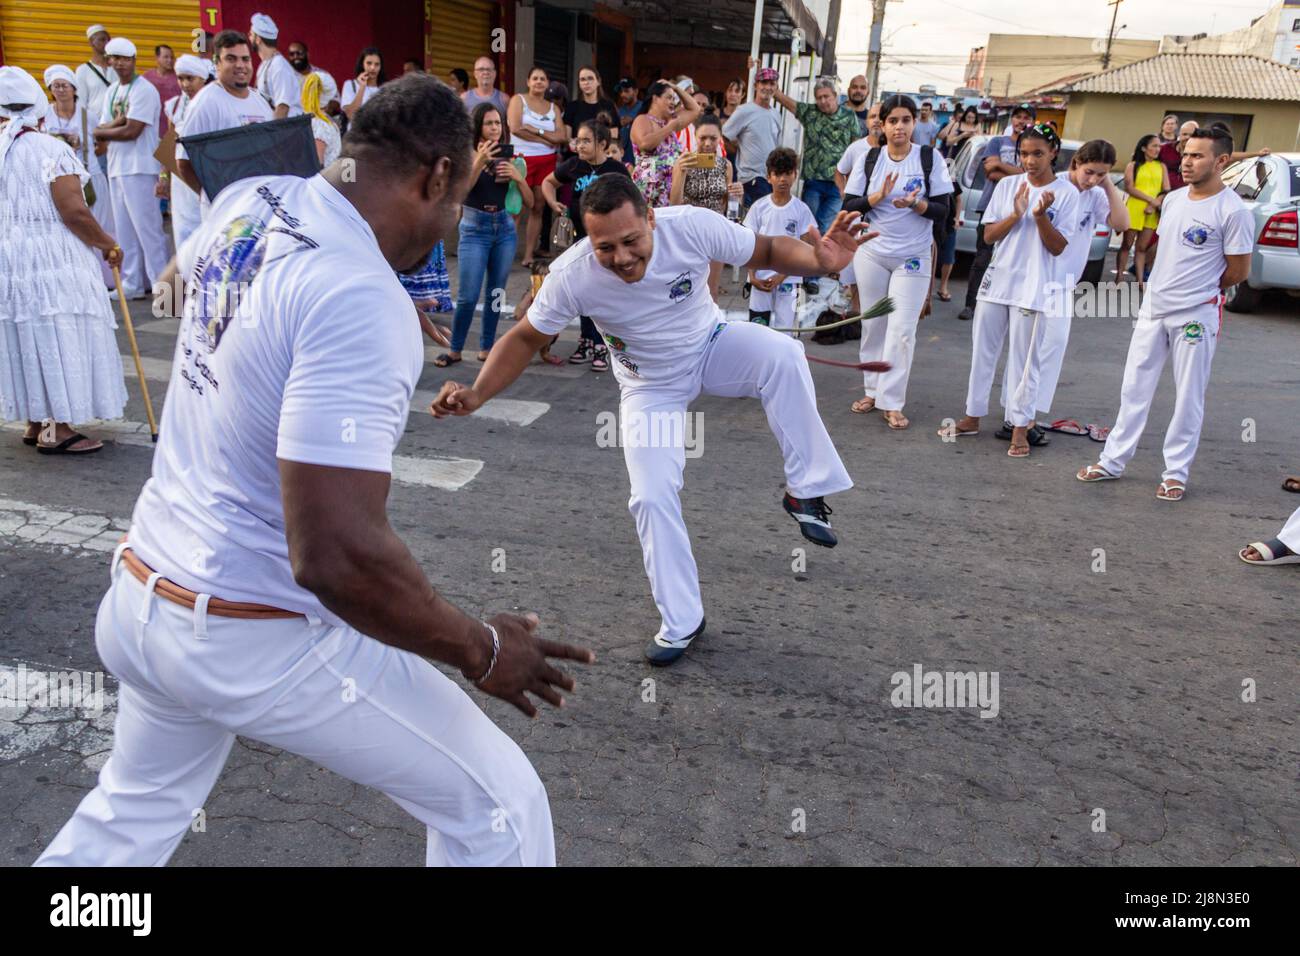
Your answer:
[508,66,568,266]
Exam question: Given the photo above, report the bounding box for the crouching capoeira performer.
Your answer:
[938,123,1080,457]
[1078,127,1253,501]
[998,139,1129,423]
[36,76,592,868]
[431,175,867,665]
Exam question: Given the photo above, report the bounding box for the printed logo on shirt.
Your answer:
[616,354,641,376]
[1182,320,1206,345]
[978,264,994,294]
[784,218,799,235]
[667,271,694,302]
[1182,221,1215,248]
[1044,208,1057,224]
[1080,212,1093,231]
[903,257,922,274]
[604,333,627,352]
[574,172,599,192]
[903,175,925,195]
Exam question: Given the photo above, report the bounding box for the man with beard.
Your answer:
[287,40,340,117]
[844,74,870,137]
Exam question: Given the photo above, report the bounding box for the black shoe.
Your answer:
[644,618,705,666]
[958,306,973,321]
[804,278,820,295]
[783,493,837,548]
[995,422,1050,445]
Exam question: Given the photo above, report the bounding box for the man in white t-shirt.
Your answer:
[36,76,592,868]
[287,40,339,116]
[938,125,1080,457]
[176,30,274,206]
[93,37,168,298]
[75,24,114,176]
[249,13,301,119]
[1079,128,1254,501]
[431,176,867,665]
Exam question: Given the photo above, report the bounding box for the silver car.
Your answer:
[1220,153,1300,312]
[950,135,1113,283]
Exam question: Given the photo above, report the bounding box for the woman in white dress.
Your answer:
[163,55,212,251]
[1,66,126,454]
[41,65,113,273]
[302,72,340,166]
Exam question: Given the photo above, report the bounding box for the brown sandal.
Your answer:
[850,396,876,414]
[882,410,909,430]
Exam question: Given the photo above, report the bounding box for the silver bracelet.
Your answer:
[473,622,500,686]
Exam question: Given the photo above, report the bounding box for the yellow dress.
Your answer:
[1126,160,1164,230]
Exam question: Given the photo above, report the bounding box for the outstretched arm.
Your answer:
[746,210,873,277]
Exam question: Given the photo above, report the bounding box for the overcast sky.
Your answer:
[833,0,1283,92]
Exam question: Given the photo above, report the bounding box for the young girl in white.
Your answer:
[843,94,952,430]
[938,124,1080,457]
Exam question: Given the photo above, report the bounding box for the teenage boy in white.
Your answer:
[93,37,167,299]
[999,140,1129,424]
[1078,128,1253,501]
[745,147,816,331]
[844,94,952,431]
[938,124,1080,458]
[431,176,868,666]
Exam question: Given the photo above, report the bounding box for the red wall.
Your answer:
[212,0,425,89]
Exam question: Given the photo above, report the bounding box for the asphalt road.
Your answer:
[2,256,1297,866]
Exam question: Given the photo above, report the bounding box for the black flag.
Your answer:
[179,114,321,200]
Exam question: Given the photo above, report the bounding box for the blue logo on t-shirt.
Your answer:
[1183,223,1213,247]
[668,271,694,302]
[903,175,925,195]
[574,172,599,192]
[784,218,799,235]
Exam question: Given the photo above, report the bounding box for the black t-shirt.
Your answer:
[465,164,511,211]
[553,156,630,236]
[564,97,619,134]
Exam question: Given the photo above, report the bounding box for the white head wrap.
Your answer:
[175,54,210,79]
[104,37,137,58]
[0,66,47,174]
[43,64,77,90]
[85,24,108,39]
[250,13,279,40]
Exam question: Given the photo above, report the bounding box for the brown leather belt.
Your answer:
[119,545,303,620]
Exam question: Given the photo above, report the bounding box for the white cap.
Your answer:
[85,24,108,39]
[104,37,137,58]
[43,64,77,89]
[176,54,211,79]
[250,12,278,40]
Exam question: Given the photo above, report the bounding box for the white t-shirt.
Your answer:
[976,172,1081,314]
[341,79,381,112]
[98,76,161,178]
[528,205,756,389]
[857,143,953,259]
[743,195,816,283]
[313,68,339,105]
[838,136,874,193]
[177,82,274,164]
[1140,186,1255,318]
[256,52,302,116]
[75,61,114,127]
[1055,170,1112,287]
[127,174,423,625]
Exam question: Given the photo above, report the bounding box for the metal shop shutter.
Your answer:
[427,0,495,83]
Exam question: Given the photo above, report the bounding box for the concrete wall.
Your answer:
[981,34,1160,98]
[1061,92,1300,164]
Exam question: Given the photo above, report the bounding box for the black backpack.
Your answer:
[860,144,949,247]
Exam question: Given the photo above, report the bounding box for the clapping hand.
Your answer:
[1032,189,1056,218]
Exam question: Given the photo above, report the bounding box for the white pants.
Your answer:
[854,247,931,411]
[965,300,1044,425]
[1001,289,1073,416]
[1277,505,1300,552]
[109,173,170,296]
[170,176,202,253]
[620,321,852,642]
[35,548,554,867]
[749,282,798,329]
[1098,301,1220,483]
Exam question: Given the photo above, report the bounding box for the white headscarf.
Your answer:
[250,13,278,40]
[43,64,77,91]
[175,54,210,80]
[0,66,46,174]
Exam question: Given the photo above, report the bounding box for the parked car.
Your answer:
[1219,152,1300,312]
[950,135,1113,283]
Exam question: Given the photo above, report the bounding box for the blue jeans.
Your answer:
[802,179,842,235]
[452,207,516,353]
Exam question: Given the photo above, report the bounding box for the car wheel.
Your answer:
[1224,282,1262,313]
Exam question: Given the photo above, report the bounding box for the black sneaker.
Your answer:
[591,345,609,371]
[958,306,973,321]
[783,493,837,548]
[568,339,593,364]
[995,422,1050,445]
[644,618,705,666]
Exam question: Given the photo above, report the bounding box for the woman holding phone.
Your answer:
[669,114,743,298]
[435,102,531,367]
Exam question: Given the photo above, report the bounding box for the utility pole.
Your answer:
[1102,0,1123,70]
[865,0,888,103]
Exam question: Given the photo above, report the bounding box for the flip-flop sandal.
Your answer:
[937,423,978,439]
[1045,419,1089,436]
[1283,477,1300,494]
[1077,464,1118,482]
[1239,538,1300,566]
[1007,442,1030,458]
[36,432,102,456]
[936,291,951,302]
[22,434,38,446]
[1087,424,1110,442]
[433,353,462,368]
[850,397,876,414]
[1155,479,1186,502]
[883,412,909,430]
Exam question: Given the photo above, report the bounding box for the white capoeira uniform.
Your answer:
[528,206,853,644]
[1278,506,1300,553]
[835,138,877,290]
[964,172,1080,427]
[744,194,815,330]
[164,92,202,250]
[36,174,554,867]
[849,141,953,411]
[1097,186,1254,483]
[100,76,169,296]
[1001,170,1111,416]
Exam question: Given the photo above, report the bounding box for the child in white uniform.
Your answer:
[745,147,816,332]
[1079,127,1254,500]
